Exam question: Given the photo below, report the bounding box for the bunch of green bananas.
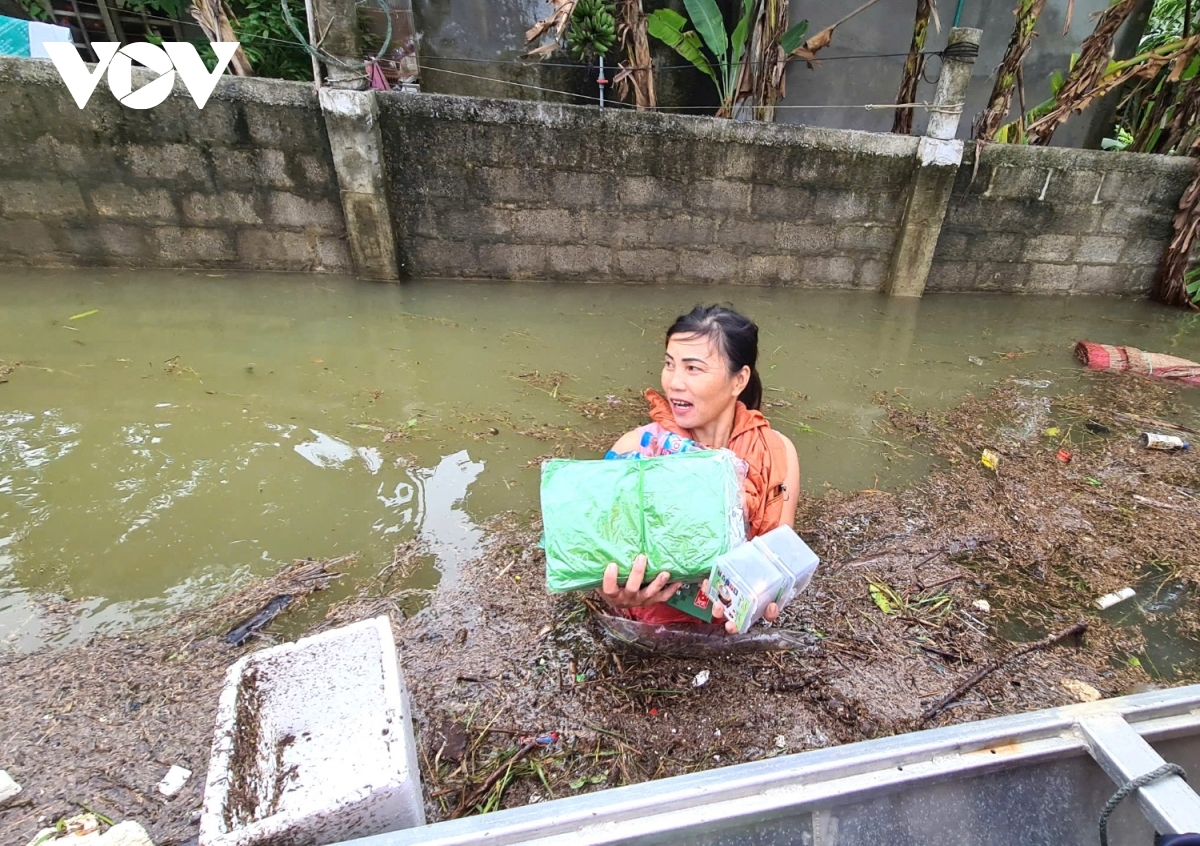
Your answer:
[567,0,616,59]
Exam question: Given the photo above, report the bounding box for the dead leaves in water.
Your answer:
[0,361,18,383]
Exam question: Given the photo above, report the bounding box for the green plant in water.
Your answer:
[567,0,616,61]
[647,0,807,118]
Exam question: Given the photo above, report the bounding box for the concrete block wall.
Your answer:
[0,57,351,272]
[379,94,917,288]
[930,144,1196,295]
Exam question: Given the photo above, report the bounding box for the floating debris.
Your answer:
[1095,588,1136,610]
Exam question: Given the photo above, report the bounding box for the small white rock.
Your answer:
[692,670,710,688]
[775,735,787,749]
[0,769,21,807]
[156,765,191,798]
[714,728,721,738]
[972,599,991,613]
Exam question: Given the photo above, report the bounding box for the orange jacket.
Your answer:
[645,389,790,538]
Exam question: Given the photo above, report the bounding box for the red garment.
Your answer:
[630,389,791,625]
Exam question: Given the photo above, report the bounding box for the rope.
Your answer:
[1098,763,1187,846]
[280,0,390,73]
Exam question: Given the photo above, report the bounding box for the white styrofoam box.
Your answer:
[28,21,73,59]
[199,616,425,846]
[0,769,21,806]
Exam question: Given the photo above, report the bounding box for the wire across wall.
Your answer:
[45,5,967,118]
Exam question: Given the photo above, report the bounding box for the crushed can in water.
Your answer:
[1139,432,1190,451]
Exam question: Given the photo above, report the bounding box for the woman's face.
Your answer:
[661,332,749,430]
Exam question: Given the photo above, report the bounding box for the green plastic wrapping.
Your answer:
[541,449,746,593]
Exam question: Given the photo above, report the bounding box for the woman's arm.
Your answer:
[610,429,642,455]
[776,431,801,528]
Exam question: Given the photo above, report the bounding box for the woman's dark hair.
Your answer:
[665,304,762,411]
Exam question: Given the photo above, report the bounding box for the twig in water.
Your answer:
[920,619,1087,724]
[455,739,539,817]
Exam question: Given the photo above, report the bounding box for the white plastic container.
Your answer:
[754,525,820,608]
[199,616,425,846]
[707,542,789,634]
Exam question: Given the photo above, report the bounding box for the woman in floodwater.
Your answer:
[600,304,801,632]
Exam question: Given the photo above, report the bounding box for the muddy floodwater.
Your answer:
[3,269,1200,653]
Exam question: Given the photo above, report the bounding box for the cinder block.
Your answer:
[156,227,236,264]
[835,224,898,253]
[476,167,549,204]
[742,253,801,286]
[1076,235,1125,265]
[616,248,678,280]
[0,218,57,257]
[0,180,86,217]
[551,171,614,206]
[199,617,423,846]
[975,262,1029,291]
[89,185,179,222]
[798,256,856,287]
[925,261,978,292]
[124,143,211,184]
[509,209,581,243]
[236,229,352,272]
[548,245,613,276]
[1026,263,1079,291]
[1022,234,1076,263]
[98,223,151,258]
[679,248,739,282]
[616,176,681,210]
[686,179,751,214]
[407,237,478,277]
[184,192,263,226]
[478,243,548,278]
[749,184,813,220]
[652,215,715,247]
[268,193,344,231]
[712,219,775,249]
[1076,264,1131,294]
[776,223,836,255]
[857,258,887,290]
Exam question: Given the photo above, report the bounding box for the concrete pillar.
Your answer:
[320,88,401,280]
[310,0,366,90]
[884,27,982,297]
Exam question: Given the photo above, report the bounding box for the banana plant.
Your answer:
[647,0,807,117]
[568,0,618,60]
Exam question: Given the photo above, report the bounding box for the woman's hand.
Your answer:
[706,581,779,634]
[600,555,681,609]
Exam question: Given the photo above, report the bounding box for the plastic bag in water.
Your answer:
[541,449,745,593]
[594,611,819,657]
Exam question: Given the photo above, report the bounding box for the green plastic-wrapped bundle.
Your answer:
[541,449,746,593]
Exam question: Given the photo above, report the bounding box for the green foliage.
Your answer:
[1101,125,1135,150]
[646,0,757,116]
[567,0,616,60]
[116,0,190,21]
[1140,0,1195,52]
[779,19,809,55]
[14,0,53,22]
[201,0,311,80]
[646,8,714,80]
[1186,267,1200,306]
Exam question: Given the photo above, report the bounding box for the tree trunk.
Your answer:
[1025,0,1140,145]
[892,0,934,135]
[973,0,1047,141]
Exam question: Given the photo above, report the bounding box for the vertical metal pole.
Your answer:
[598,54,606,109]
